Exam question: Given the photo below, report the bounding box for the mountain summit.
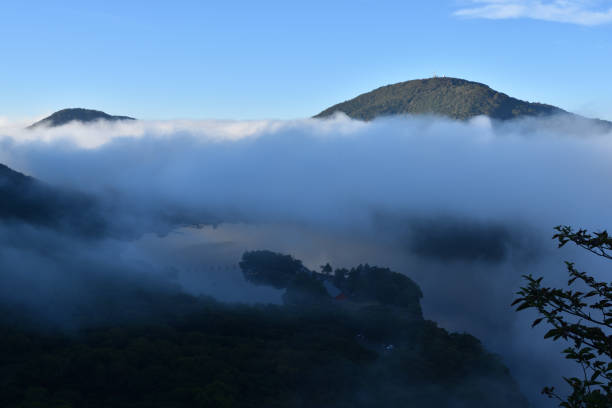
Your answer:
[315,77,566,121]
[29,108,135,128]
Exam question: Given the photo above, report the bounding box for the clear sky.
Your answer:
[1,0,611,120]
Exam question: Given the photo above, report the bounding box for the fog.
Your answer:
[1,113,611,406]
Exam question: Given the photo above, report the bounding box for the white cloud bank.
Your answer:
[1,114,612,406]
[454,0,612,26]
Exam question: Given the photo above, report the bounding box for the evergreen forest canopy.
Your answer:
[0,250,529,408]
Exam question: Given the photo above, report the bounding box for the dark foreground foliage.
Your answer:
[514,226,612,407]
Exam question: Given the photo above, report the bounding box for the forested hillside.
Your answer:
[0,251,529,408]
[315,77,564,121]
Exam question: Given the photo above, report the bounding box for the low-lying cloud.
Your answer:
[1,113,611,406]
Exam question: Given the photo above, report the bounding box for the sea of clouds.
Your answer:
[1,113,611,406]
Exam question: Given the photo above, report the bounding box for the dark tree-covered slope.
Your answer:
[0,163,107,237]
[0,163,236,239]
[315,77,566,121]
[0,249,530,407]
[0,282,529,408]
[29,108,135,128]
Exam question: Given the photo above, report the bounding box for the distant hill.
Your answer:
[316,77,568,121]
[29,108,135,128]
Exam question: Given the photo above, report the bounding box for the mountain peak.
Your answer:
[315,77,565,121]
[29,108,135,128]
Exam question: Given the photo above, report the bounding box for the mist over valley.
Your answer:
[1,77,612,406]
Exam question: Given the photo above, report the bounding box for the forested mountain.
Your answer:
[315,77,599,122]
[0,250,529,408]
[28,108,135,128]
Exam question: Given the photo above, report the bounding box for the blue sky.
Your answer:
[1,0,611,120]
